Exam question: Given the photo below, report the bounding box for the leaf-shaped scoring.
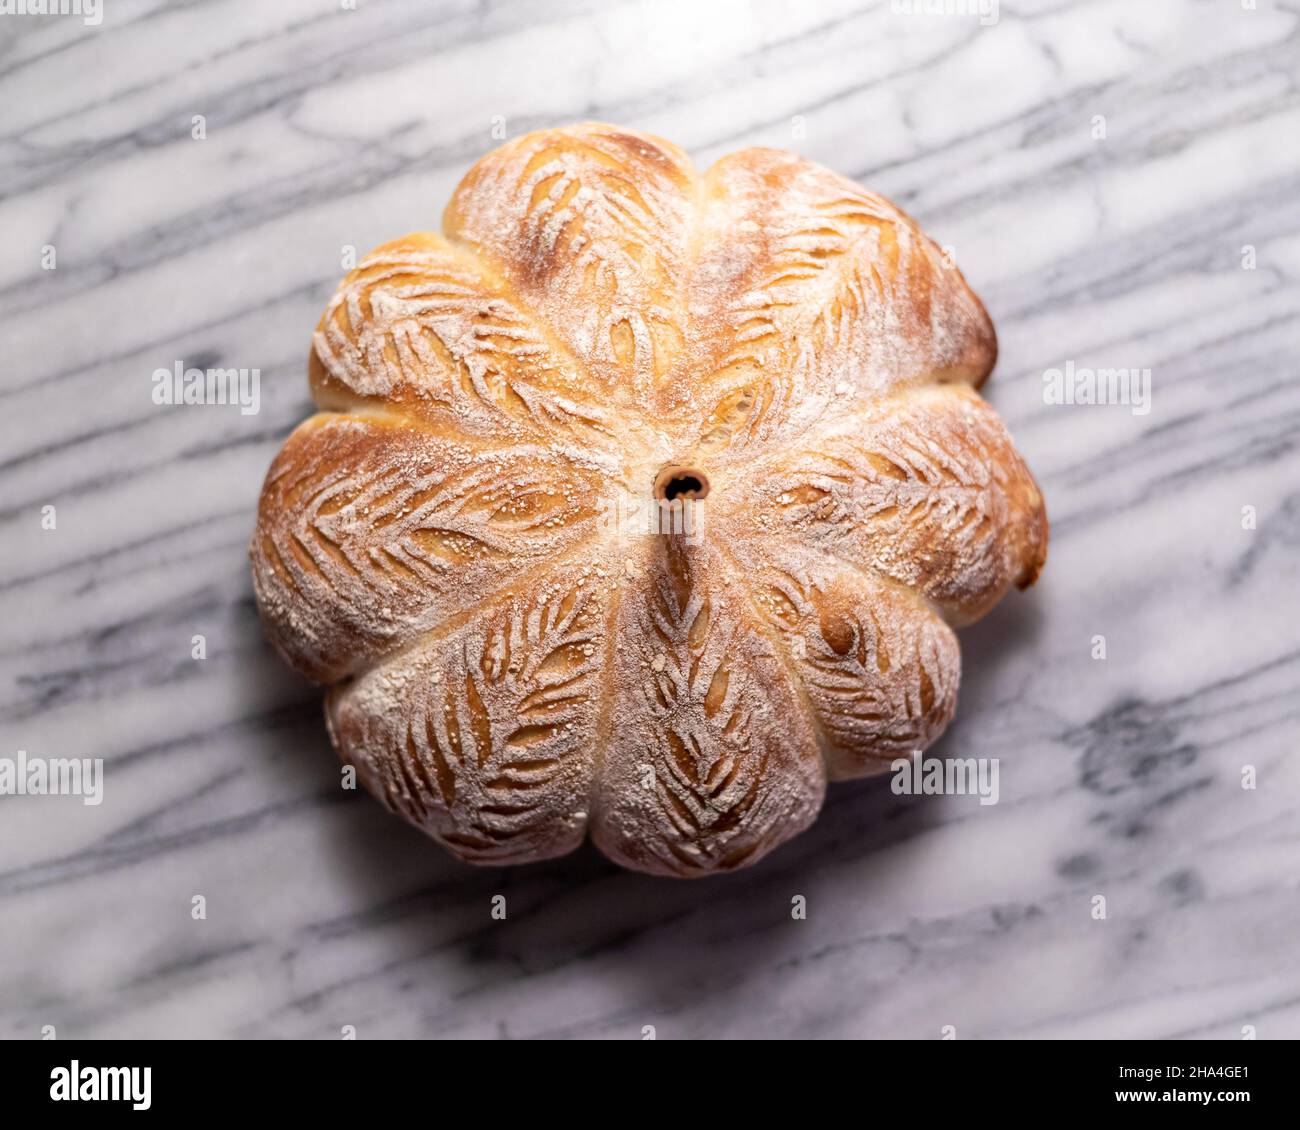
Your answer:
[444,123,696,402]
[591,539,826,876]
[328,552,615,863]
[742,548,960,780]
[310,233,616,448]
[250,414,617,682]
[727,385,1047,626]
[672,148,998,459]
[251,125,1047,878]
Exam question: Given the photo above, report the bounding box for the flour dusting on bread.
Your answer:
[250,122,1047,877]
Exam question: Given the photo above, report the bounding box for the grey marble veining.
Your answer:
[1,0,1298,1039]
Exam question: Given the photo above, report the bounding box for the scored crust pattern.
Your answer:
[251,123,1048,878]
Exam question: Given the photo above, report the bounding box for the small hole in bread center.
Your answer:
[654,466,710,502]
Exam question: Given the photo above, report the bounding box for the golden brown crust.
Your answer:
[738,545,962,781]
[250,123,1046,877]
[250,413,616,682]
[443,123,696,401]
[675,147,998,457]
[307,232,619,450]
[327,548,615,864]
[720,384,1048,627]
[589,538,826,876]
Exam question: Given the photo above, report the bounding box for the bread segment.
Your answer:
[443,123,696,402]
[677,148,996,457]
[728,385,1048,626]
[251,414,615,682]
[737,547,961,780]
[327,551,616,864]
[309,233,616,449]
[590,539,826,877]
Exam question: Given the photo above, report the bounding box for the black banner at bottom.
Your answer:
[0,1037,1288,1115]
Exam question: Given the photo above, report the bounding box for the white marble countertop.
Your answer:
[1,0,1297,1039]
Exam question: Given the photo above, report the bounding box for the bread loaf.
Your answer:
[250,122,1048,877]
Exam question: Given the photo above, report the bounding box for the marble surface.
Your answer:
[2,0,1298,1040]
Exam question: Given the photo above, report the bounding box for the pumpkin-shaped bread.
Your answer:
[251,122,1047,878]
